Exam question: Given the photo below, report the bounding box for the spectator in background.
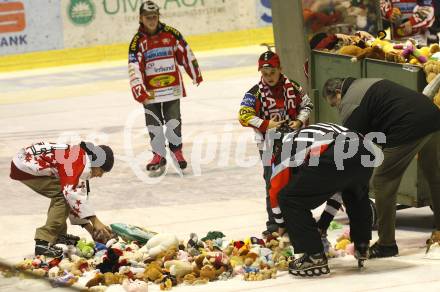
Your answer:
[380,0,435,45]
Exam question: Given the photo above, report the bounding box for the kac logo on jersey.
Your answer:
[145,47,173,61]
[149,75,176,88]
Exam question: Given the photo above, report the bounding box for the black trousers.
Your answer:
[278,141,373,254]
[260,150,277,231]
[143,99,182,155]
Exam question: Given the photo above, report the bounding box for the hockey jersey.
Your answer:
[238,75,313,149]
[10,142,94,223]
[268,123,354,227]
[380,0,434,41]
[128,22,203,104]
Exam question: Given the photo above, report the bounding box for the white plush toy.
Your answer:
[139,233,179,258]
[122,279,148,292]
[164,260,193,278]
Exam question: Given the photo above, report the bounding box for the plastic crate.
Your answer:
[364,58,427,92]
[310,50,363,124]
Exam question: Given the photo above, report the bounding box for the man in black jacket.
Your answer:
[322,77,440,258]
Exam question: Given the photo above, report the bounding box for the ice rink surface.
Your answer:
[1,46,439,291]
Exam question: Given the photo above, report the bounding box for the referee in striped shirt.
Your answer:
[267,123,378,276]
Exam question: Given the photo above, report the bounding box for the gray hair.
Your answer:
[322,78,344,99]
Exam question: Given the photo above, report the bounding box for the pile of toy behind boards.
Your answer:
[314,30,440,65]
[11,223,301,291]
[313,30,440,108]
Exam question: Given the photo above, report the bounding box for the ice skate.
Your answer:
[369,242,398,258]
[146,153,166,177]
[289,252,330,277]
[354,242,369,268]
[171,148,187,170]
[56,233,80,246]
[35,240,63,258]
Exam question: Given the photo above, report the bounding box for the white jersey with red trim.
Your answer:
[11,142,94,224]
[128,22,203,104]
[380,0,434,42]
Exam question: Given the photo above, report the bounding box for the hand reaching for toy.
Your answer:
[88,216,113,243]
[93,228,113,244]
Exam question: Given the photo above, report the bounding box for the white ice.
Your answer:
[0,46,439,291]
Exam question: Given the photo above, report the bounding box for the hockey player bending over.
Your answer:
[268,123,377,276]
[10,142,114,258]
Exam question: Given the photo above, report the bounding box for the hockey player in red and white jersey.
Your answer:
[380,0,435,44]
[128,1,203,172]
[10,141,114,257]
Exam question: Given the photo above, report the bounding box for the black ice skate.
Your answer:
[56,233,80,246]
[354,242,369,268]
[35,240,63,258]
[289,252,330,277]
[369,242,398,258]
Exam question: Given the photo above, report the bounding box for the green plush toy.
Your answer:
[201,231,226,242]
[110,223,157,244]
[76,239,95,258]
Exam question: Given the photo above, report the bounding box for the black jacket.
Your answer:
[339,78,440,148]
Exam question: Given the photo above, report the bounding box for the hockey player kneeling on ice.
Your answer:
[10,141,115,258]
[267,123,377,276]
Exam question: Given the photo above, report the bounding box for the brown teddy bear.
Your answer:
[338,45,386,62]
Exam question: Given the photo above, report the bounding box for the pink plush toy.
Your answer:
[345,243,355,256]
[394,40,427,63]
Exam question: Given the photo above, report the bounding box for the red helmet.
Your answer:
[258,51,280,70]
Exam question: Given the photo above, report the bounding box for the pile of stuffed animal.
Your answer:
[9,230,295,291]
[423,60,440,108]
[3,225,359,291]
[318,31,440,65]
[314,31,440,108]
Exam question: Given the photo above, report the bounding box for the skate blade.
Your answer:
[148,165,166,177]
[358,259,366,269]
[289,265,330,277]
[169,156,185,177]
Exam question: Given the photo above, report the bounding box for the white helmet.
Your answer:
[140,1,160,15]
